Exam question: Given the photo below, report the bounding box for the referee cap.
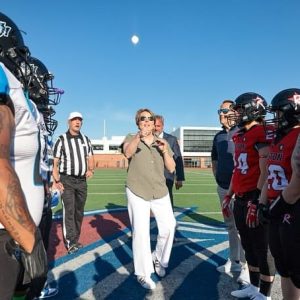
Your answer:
[68,112,83,120]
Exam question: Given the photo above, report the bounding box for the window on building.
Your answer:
[92,144,104,151]
[109,145,120,151]
[184,157,201,168]
[183,129,219,152]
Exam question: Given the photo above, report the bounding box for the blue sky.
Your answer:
[2,1,300,139]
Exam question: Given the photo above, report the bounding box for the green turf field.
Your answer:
[54,168,224,224]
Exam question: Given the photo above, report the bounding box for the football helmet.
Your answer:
[25,57,63,136]
[0,12,31,85]
[229,92,267,127]
[39,105,58,136]
[26,57,64,107]
[266,88,300,131]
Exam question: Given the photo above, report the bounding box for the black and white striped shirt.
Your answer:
[53,131,93,177]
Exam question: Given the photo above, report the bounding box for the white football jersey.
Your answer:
[0,62,44,228]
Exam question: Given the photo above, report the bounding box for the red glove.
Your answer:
[246,201,259,228]
[222,195,232,218]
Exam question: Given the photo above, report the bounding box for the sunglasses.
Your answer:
[139,116,154,121]
[218,108,230,115]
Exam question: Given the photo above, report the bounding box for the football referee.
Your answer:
[52,112,94,254]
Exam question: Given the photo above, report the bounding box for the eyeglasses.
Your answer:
[139,116,154,121]
[218,108,230,115]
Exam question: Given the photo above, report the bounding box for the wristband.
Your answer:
[162,149,167,154]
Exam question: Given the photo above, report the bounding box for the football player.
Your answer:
[222,93,276,300]
[0,12,47,300]
[261,88,300,300]
[25,56,64,299]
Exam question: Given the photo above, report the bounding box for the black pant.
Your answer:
[233,195,275,276]
[0,230,22,300]
[269,201,300,288]
[166,179,174,209]
[60,174,87,249]
[39,205,53,252]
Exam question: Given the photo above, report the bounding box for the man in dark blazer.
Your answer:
[155,115,185,209]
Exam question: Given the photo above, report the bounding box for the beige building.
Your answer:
[91,136,127,168]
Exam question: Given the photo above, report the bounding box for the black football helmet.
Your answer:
[0,12,31,85]
[228,92,267,127]
[40,105,58,136]
[266,88,300,131]
[26,57,64,107]
[25,57,64,135]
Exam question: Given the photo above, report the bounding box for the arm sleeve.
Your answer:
[172,138,185,181]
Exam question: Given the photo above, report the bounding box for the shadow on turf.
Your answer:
[54,269,79,299]
[174,207,225,227]
[89,201,132,279]
[169,228,238,299]
[87,204,153,299]
[173,207,235,274]
[50,204,237,299]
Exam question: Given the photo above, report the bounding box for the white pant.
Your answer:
[217,185,246,263]
[126,187,176,277]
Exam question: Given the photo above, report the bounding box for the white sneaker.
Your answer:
[237,265,250,284]
[137,276,156,290]
[152,253,166,277]
[231,284,259,298]
[217,259,241,273]
[39,285,58,298]
[251,292,271,300]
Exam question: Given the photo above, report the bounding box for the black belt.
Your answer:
[60,173,86,180]
[235,190,257,200]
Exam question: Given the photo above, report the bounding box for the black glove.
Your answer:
[250,188,261,205]
[6,229,48,299]
[269,194,294,218]
[257,203,270,225]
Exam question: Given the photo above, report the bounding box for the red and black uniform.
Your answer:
[232,125,272,194]
[232,125,274,274]
[267,127,300,288]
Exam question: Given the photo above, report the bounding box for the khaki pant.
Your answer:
[217,185,246,263]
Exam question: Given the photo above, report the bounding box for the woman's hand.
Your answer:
[155,138,168,153]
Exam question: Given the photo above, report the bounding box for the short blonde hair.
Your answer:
[135,108,155,125]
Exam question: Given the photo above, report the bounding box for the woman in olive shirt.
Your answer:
[123,108,176,290]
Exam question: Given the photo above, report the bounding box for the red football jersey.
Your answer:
[267,127,300,202]
[232,124,273,193]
